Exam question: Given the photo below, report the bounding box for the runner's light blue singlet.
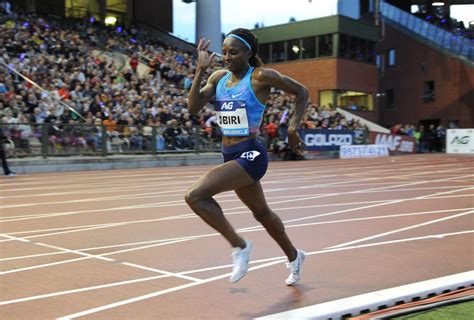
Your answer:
[215,67,266,136]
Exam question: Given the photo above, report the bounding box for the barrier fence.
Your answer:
[2,123,452,159]
[0,123,222,158]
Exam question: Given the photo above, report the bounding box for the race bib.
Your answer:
[216,100,249,136]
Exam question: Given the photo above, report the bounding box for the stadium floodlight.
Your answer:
[432,2,445,6]
[105,16,117,26]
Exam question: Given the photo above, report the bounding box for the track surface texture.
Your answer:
[1,154,473,319]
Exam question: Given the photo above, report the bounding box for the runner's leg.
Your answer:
[185,160,254,248]
[235,181,297,261]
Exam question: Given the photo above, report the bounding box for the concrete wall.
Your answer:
[9,153,223,174]
[8,153,338,174]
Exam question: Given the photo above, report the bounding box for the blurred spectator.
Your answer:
[435,124,446,152]
[0,128,16,176]
[0,1,11,15]
[427,124,437,152]
[129,53,139,74]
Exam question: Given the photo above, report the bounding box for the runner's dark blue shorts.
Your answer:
[222,138,268,182]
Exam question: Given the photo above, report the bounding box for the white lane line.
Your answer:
[4,230,472,307]
[362,185,474,193]
[0,236,219,276]
[2,176,419,211]
[0,234,115,261]
[0,255,92,273]
[0,251,66,262]
[0,171,205,188]
[0,234,201,282]
[2,164,397,194]
[417,186,474,199]
[272,187,474,226]
[3,207,469,262]
[1,189,471,246]
[0,181,194,199]
[3,205,471,277]
[5,195,466,240]
[258,172,474,210]
[1,160,468,199]
[1,166,470,222]
[0,190,329,210]
[1,175,471,244]
[3,156,469,188]
[1,156,445,188]
[0,160,468,276]
[0,274,171,306]
[0,199,194,223]
[0,189,188,209]
[328,210,474,249]
[0,223,146,243]
[274,208,474,230]
[4,168,465,217]
[55,230,474,320]
[0,177,197,193]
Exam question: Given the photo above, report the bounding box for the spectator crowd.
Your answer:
[0,10,372,157]
[390,123,447,153]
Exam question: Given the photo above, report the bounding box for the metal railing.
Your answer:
[1,123,222,158]
[380,1,473,61]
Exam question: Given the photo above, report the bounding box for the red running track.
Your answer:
[0,154,473,319]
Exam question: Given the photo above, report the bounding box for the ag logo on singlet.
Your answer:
[240,151,260,161]
[221,102,234,110]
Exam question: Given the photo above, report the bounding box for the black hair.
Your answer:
[226,28,263,67]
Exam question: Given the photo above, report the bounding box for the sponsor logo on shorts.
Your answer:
[240,151,260,161]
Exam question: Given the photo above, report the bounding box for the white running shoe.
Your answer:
[285,249,306,286]
[229,240,253,283]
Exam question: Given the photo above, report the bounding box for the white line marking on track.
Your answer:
[328,210,474,249]
[8,180,463,211]
[3,169,466,223]
[0,274,171,306]
[2,206,471,280]
[3,207,470,262]
[0,190,470,246]
[2,156,472,315]
[274,186,474,226]
[1,165,470,223]
[1,175,472,250]
[55,230,474,319]
[3,196,468,240]
[0,234,201,282]
[0,251,67,262]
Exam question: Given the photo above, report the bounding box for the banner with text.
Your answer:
[369,132,416,154]
[446,129,474,154]
[299,129,358,151]
[340,144,389,159]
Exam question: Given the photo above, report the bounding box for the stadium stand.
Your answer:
[1,9,429,159]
